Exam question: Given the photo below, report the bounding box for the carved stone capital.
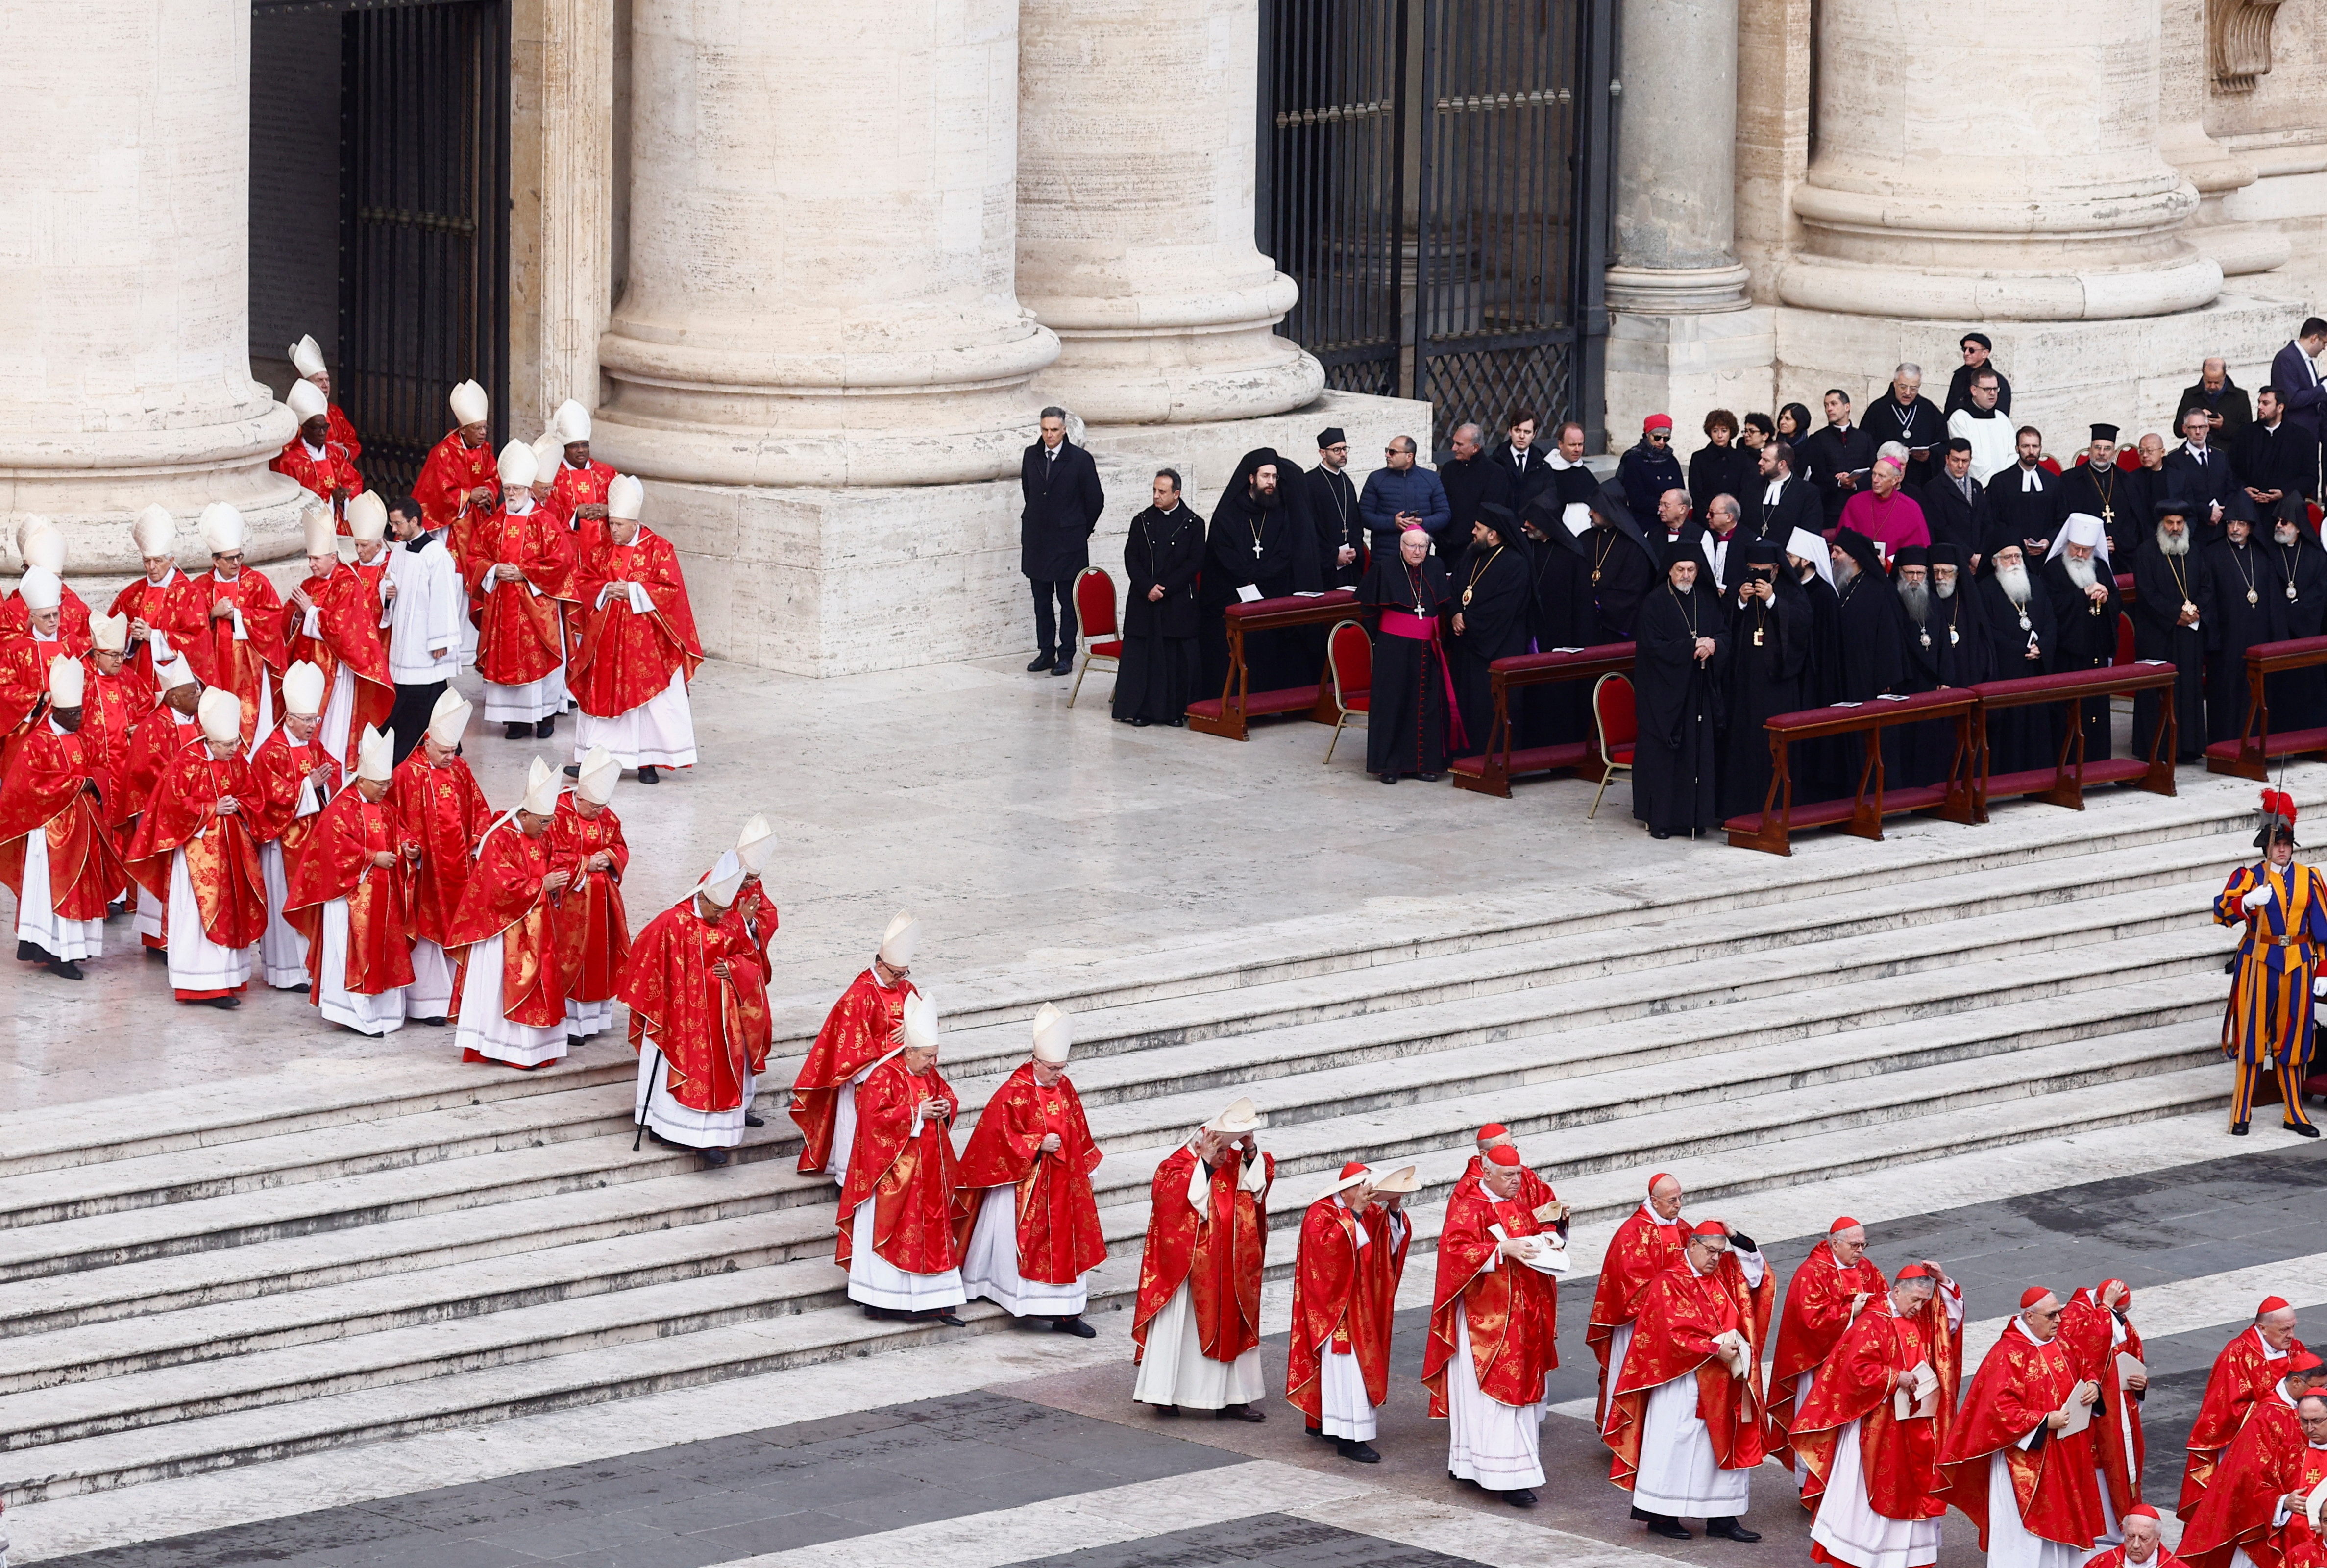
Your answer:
[2211,0,2287,92]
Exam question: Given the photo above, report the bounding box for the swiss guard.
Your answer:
[2212,788,2323,1137]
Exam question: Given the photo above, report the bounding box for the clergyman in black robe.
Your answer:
[1631,542,1729,838]
[1517,505,1594,748]
[1578,502,1657,641]
[2053,425,2149,568]
[2130,502,2214,762]
[2203,515,2288,746]
[2036,514,2123,761]
[2265,516,2327,729]
[1199,448,1321,698]
[1305,428,1367,589]
[1355,527,1456,783]
[1718,539,1812,819]
[1445,504,1532,756]
[1895,545,1991,785]
[1112,471,1205,726]
[1823,526,1909,796]
[1973,543,2058,775]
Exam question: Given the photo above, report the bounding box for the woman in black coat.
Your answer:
[1113,470,1206,725]
[1686,409,1756,519]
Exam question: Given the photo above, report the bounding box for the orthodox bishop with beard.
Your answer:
[2204,515,2289,746]
[1975,544,2058,774]
[2039,514,2124,761]
[2131,503,2214,763]
[1894,546,1990,785]
[2267,515,2327,729]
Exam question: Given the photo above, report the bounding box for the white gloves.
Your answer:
[2244,883,2276,912]
[2313,975,2326,999]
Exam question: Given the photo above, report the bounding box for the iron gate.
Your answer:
[1261,0,1611,447]
[255,0,511,496]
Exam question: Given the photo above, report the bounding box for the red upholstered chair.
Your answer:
[2112,612,2138,713]
[1590,672,1637,819]
[1323,619,1371,764]
[2116,448,2143,473]
[1067,566,1122,709]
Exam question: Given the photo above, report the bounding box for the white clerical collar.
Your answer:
[303,441,326,460]
[2256,1326,2288,1359]
[1643,1201,1677,1227]
[871,966,896,990]
[506,496,536,516]
[2010,1316,2052,1346]
[149,567,177,587]
[1550,453,1578,471]
[1763,478,1783,501]
[566,458,589,471]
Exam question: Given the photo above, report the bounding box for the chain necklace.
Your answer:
[1461,545,1504,608]
[2281,536,2303,601]
[2226,540,2259,607]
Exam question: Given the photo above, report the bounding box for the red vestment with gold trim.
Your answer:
[1132,1144,1273,1367]
[956,1063,1107,1287]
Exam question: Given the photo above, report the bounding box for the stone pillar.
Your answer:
[1013,0,1320,427]
[1602,0,1774,447]
[0,0,302,574]
[1782,0,2218,320]
[2156,0,2287,278]
[591,0,1057,487]
[510,0,616,434]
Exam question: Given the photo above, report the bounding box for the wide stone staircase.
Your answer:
[0,790,2280,1507]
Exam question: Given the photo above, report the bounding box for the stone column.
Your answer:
[591,0,1057,488]
[0,0,302,573]
[510,0,616,434]
[1602,0,1774,446]
[1782,0,2219,320]
[1014,0,1321,427]
[2156,0,2287,278]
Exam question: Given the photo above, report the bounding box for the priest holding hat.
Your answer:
[1936,1286,2105,1566]
[1131,1097,1274,1419]
[126,687,267,1005]
[0,653,124,980]
[283,723,414,1036]
[445,758,572,1070]
[835,992,969,1324]
[1287,1159,1411,1463]
[568,473,702,783]
[1767,1216,1893,1481]
[391,688,493,1024]
[958,1003,1107,1336]
[549,745,629,1044]
[1428,1143,1563,1506]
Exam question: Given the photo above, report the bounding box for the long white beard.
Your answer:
[2155,527,2191,557]
[1898,582,1930,621]
[2277,525,2301,548]
[1833,558,1859,588]
[1935,577,1957,600]
[1997,564,2032,604]
[2065,558,2097,590]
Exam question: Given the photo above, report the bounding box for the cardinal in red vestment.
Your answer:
[1132,1098,1274,1418]
[1,568,76,775]
[2185,1299,2311,1520]
[0,654,126,977]
[1423,1143,1561,1503]
[283,509,394,768]
[411,378,500,531]
[272,380,365,517]
[568,474,701,781]
[835,992,971,1322]
[547,745,629,1043]
[958,1003,1107,1334]
[245,660,339,990]
[1936,1287,2106,1563]
[126,688,267,1004]
[717,813,779,1121]
[121,657,204,947]
[620,851,764,1167]
[75,619,141,918]
[346,493,394,601]
[544,401,617,555]
[1606,1219,1773,1540]
[288,335,363,461]
[113,506,207,702]
[2090,1504,2195,1568]
[1771,1217,1894,1479]
[2182,1362,2327,1568]
[182,505,287,742]
[2062,1279,2154,1538]
[1,523,92,654]
[446,758,572,1069]
[1590,1171,1691,1428]
[283,724,413,1035]
[1287,1160,1412,1463]
[467,440,577,739]
[391,689,494,1022]
[1791,1262,1964,1566]
[792,911,920,1180]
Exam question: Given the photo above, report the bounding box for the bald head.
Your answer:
[2262,1304,2300,1350]
[1648,1174,1684,1221]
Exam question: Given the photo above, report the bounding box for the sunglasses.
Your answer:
[1647,433,1670,443]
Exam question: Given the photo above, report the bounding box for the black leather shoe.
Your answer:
[192,994,241,1009]
[1417,772,1439,782]
[15,940,38,962]
[1131,717,1150,727]
[2287,1121,2322,1138]
[2231,1122,2251,1136]
[1169,717,1185,727]
[930,1312,967,1327]
[1379,772,1397,784]
[504,721,529,740]
[1050,1316,1097,1338]
[567,1035,585,1048]
[1027,654,1054,672]
[46,958,85,980]
[1643,1517,1690,1540]
[1335,1439,1381,1464]
[1706,1518,1761,1543]
[697,1147,730,1168]
[637,766,659,783]
[1052,661,1073,677]
[535,717,555,738]
[1499,1488,1538,1508]
[1216,1403,1266,1422]
[1651,828,1672,840]
[744,1111,765,1127]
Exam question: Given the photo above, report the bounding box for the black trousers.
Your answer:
[387,680,447,764]
[1029,577,1078,663]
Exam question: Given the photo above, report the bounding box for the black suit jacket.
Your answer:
[2161,443,2253,535]
[2271,342,2327,445]
[1019,441,1105,580]
[1920,471,1997,564]
[1862,394,1949,488]
[1750,476,1820,543]
[2237,421,2315,511]
[1489,441,1557,515]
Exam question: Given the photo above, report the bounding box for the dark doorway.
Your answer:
[1260,0,1613,450]
[250,0,511,496]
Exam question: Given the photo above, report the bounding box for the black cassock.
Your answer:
[2130,542,2212,762]
[2036,556,2123,761]
[1632,582,1729,834]
[1357,552,1455,777]
[1984,465,2061,558]
[2202,536,2287,744]
[1792,572,1846,797]
[1898,588,1991,784]
[2266,534,2327,728]
[1718,578,1811,818]
[1974,575,2057,774]
[1113,503,1204,724]
[1824,568,1909,797]
[1581,522,1657,640]
[1199,451,1322,697]
[2053,463,2150,571]
[1518,522,1596,747]
[1446,540,1532,753]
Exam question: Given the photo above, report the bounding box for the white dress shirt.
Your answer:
[384,533,465,683]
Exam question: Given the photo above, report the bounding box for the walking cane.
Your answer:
[633,1051,663,1152]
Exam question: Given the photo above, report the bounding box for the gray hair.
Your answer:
[1894,363,1922,380]
[1877,440,1911,466]
[1452,422,1483,444]
[1039,406,1067,422]
[1708,494,1740,522]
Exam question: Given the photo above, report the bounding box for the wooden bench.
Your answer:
[1723,690,1980,855]
[2204,633,2327,780]
[1972,662,2179,817]
[1449,643,1637,798]
[1184,590,1357,741]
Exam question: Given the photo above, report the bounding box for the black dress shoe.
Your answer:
[1499,1488,1537,1508]
[1154,1404,1180,1417]
[536,717,555,738]
[1418,772,1439,782]
[1306,1424,1327,1440]
[146,944,168,960]
[1643,1516,1691,1540]
[106,900,126,918]
[2231,1122,2251,1136]
[504,721,529,740]
[1706,1518,1761,1543]
[1027,654,1055,672]
[1052,661,1073,677]
[1379,771,1397,784]
[1169,717,1185,727]
[567,1035,585,1048]
[1216,1403,1266,1422]
[637,766,659,784]
[46,959,85,980]
[929,1311,967,1327]
[416,1015,447,1027]
[744,1111,765,1127]
[15,940,40,962]
[1335,1439,1381,1464]
[192,994,241,1009]
[697,1147,730,1168]
[1050,1316,1096,1338]
[1131,717,1150,727]
[1651,827,1672,840]
[2287,1121,2322,1138]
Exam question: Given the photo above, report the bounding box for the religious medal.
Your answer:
[2017,612,2031,632]
[1919,629,1931,648]
[2249,587,2260,607]
[2290,581,2300,601]
[1252,542,1264,558]
[1591,568,1601,584]
[1461,588,1473,607]
[1948,625,1960,645]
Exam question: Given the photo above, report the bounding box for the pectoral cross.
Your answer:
[1252,542,1263,558]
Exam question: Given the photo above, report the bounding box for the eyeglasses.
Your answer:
[1647,433,1670,443]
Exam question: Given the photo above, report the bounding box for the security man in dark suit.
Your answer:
[1020,405,1106,676]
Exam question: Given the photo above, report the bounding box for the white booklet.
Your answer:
[1488,1222,1569,1275]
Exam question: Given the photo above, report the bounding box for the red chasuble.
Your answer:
[2086,1548,2195,1568]
[445,818,566,1028]
[269,436,365,512]
[569,526,703,720]
[76,661,140,830]
[0,636,59,749]
[1589,1205,1689,1409]
[0,725,127,918]
[1131,1144,1274,1367]
[546,459,616,552]
[955,1063,1107,1286]
[1287,1197,1409,1421]
[2183,1327,2309,1519]
[109,572,207,695]
[121,710,196,826]
[183,570,287,739]
[547,795,629,1006]
[285,564,395,758]
[1768,1240,1894,1467]
[389,751,494,948]
[0,584,93,654]
[124,739,268,950]
[244,724,333,857]
[1424,1174,1560,1415]
[464,506,576,686]
[790,970,917,1173]
[834,1055,969,1274]
[282,786,416,995]
[1790,1294,1962,1518]
[1937,1321,2106,1551]
[1605,1260,1768,1490]
[620,896,765,1111]
[411,431,499,531]
[2181,1394,2324,1568]
[728,880,778,963]
[2060,1287,2150,1519]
